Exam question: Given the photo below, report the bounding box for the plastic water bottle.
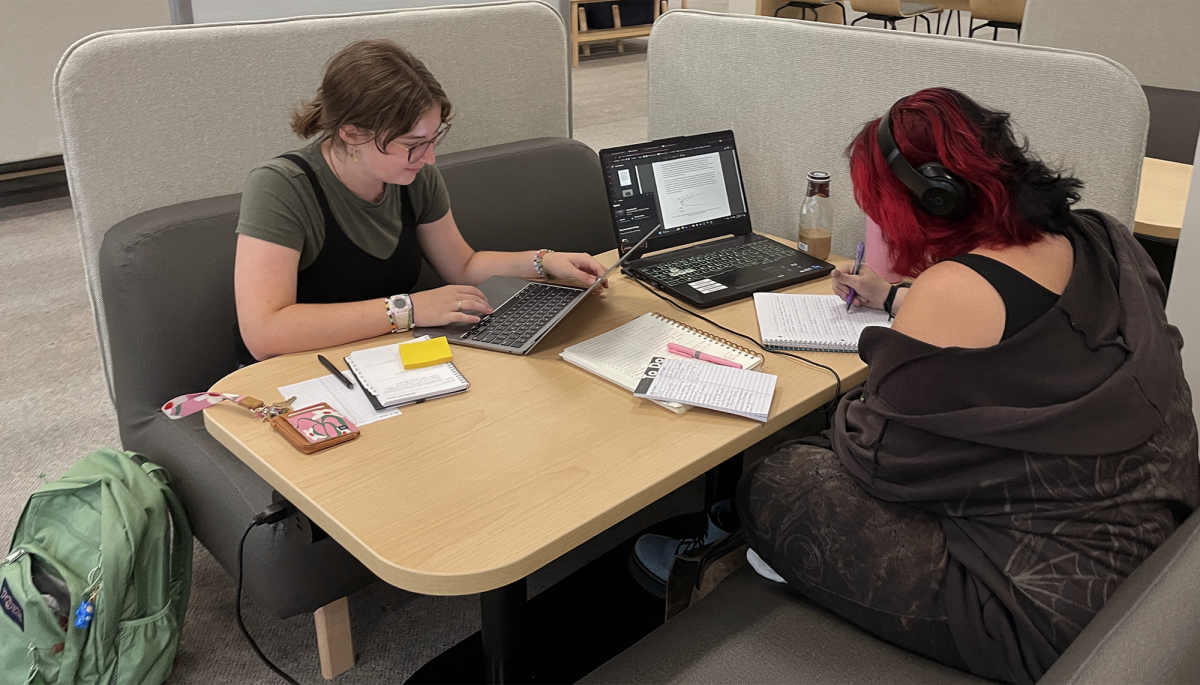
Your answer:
[798,171,832,260]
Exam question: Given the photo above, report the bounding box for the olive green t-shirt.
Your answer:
[235,138,452,270]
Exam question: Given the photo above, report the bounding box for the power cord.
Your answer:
[626,274,844,416]
[237,502,301,685]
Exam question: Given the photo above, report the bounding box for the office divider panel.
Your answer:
[647,10,1148,259]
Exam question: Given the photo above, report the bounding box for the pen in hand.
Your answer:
[846,241,865,311]
[317,354,354,389]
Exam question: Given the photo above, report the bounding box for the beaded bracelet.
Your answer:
[533,249,555,280]
[385,298,398,332]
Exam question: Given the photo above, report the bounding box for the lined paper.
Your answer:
[636,358,776,421]
[754,293,892,352]
[279,370,401,427]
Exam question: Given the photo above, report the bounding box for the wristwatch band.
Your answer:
[387,294,414,331]
[884,282,912,318]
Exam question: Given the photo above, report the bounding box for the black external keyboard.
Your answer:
[461,283,581,348]
[640,238,799,286]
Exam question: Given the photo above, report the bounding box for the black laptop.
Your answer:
[599,130,834,308]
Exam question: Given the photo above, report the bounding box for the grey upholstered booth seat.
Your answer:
[98,137,635,619]
[581,510,1200,684]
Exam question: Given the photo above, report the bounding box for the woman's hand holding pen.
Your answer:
[832,265,892,310]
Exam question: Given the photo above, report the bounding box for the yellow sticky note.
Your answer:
[399,336,454,369]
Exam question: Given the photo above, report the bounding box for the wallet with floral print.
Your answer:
[269,402,359,454]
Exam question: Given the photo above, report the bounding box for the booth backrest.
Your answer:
[647,11,1148,259]
[55,0,569,398]
[100,137,613,420]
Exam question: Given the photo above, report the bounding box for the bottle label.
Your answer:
[797,241,809,252]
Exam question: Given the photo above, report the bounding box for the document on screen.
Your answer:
[651,152,732,229]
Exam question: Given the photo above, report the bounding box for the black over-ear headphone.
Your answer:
[876,102,970,219]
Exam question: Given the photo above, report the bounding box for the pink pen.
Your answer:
[667,343,743,369]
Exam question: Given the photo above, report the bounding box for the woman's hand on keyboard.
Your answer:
[542,252,610,289]
[411,285,493,326]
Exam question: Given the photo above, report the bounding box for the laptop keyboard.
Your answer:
[640,238,799,286]
[460,283,582,349]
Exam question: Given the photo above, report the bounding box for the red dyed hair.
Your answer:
[848,88,1081,278]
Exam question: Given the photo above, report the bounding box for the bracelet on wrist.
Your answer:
[385,298,398,332]
[533,249,555,280]
[884,282,912,318]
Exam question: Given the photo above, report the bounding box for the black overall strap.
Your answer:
[278,153,338,232]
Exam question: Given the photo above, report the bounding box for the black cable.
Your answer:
[626,274,844,415]
[237,504,301,685]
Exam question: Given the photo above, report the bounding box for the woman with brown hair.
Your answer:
[234,39,607,363]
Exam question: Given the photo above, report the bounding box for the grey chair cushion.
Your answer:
[99,137,621,618]
[583,512,1200,685]
[1039,510,1200,684]
[412,136,616,292]
[580,565,987,684]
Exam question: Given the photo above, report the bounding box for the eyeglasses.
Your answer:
[395,123,452,163]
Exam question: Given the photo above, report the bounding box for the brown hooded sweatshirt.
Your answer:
[832,209,1199,683]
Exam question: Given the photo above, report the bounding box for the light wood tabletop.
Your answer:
[205,246,865,596]
[1134,157,1192,241]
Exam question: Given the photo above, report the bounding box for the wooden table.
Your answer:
[206,246,863,680]
[1134,157,1192,241]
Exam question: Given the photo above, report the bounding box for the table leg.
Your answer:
[705,452,744,511]
[481,578,527,685]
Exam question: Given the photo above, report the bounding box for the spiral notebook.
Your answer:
[344,342,469,410]
[560,312,763,413]
[754,293,892,353]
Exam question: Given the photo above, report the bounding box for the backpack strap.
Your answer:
[137,457,193,630]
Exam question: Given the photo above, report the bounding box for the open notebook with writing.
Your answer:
[754,293,892,353]
[344,341,469,410]
[561,312,763,413]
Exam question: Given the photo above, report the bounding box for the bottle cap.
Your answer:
[807,171,831,183]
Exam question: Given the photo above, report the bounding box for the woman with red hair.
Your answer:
[737,88,1198,683]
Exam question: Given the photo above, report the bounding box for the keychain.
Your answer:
[162,392,295,422]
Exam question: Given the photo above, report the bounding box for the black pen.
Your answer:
[317,354,354,389]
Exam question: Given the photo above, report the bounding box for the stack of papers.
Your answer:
[634,357,777,422]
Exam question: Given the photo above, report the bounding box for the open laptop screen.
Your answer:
[600,130,752,255]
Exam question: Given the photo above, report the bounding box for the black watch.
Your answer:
[883,282,912,317]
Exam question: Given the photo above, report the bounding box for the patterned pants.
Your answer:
[737,437,970,672]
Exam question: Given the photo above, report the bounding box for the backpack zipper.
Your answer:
[2,548,26,566]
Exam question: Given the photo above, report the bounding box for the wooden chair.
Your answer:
[931,0,969,35]
[969,0,1025,40]
[772,0,847,23]
[848,0,941,31]
[572,0,687,66]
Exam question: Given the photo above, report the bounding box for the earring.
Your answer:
[350,147,360,162]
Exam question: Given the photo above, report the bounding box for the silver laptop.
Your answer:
[416,225,659,355]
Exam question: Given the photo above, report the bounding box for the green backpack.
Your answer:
[0,449,192,685]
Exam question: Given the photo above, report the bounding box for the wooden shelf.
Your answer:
[575,24,654,43]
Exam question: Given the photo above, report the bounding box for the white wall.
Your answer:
[181,0,567,23]
[1023,0,1200,92]
[1165,143,1200,425]
[1,0,170,165]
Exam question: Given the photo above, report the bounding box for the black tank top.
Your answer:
[946,253,1060,341]
[235,154,423,365]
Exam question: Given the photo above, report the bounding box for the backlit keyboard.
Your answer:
[641,239,798,286]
